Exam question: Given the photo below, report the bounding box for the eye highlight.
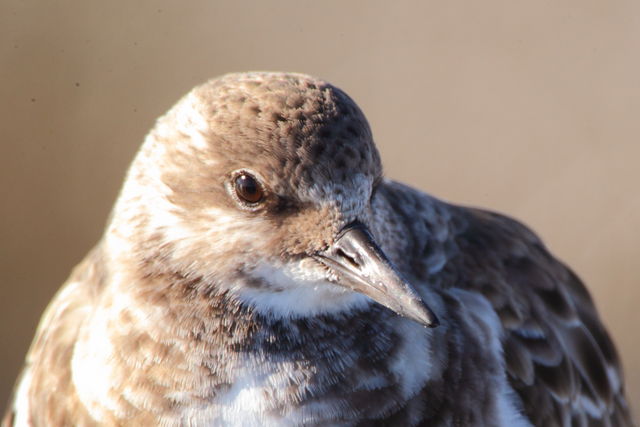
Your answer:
[234,172,264,204]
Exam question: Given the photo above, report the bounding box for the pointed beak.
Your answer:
[314,222,439,327]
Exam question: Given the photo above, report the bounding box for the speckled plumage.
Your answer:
[4,72,635,426]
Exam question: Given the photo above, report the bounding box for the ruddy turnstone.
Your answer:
[4,72,634,426]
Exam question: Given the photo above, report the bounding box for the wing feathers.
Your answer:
[5,245,106,426]
[379,180,633,425]
[449,206,633,425]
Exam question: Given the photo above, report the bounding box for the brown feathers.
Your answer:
[4,72,634,426]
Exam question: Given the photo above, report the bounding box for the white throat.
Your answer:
[233,259,373,319]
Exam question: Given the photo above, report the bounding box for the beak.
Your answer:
[314,221,439,327]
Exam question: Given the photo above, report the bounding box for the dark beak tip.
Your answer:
[406,303,440,328]
[424,312,440,328]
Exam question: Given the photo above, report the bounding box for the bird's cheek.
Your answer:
[263,208,341,256]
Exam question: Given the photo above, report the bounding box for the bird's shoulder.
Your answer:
[4,245,107,426]
[377,179,634,426]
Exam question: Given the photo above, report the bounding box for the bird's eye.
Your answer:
[234,173,264,204]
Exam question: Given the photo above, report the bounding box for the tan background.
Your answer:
[1,0,638,416]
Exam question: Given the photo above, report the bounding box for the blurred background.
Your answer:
[1,0,638,415]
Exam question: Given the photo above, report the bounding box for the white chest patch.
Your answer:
[209,359,307,426]
[163,355,337,426]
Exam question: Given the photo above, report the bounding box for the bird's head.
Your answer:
[107,72,437,327]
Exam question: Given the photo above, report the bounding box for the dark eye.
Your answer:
[234,173,264,204]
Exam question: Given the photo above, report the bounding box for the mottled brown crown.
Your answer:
[190,72,382,197]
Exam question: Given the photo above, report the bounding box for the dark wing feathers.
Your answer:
[378,179,633,425]
[447,206,633,426]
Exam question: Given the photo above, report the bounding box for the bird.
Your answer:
[3,71,635,426]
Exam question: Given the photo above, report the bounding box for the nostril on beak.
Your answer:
[336,248,360,269]
[315,222,439,327]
